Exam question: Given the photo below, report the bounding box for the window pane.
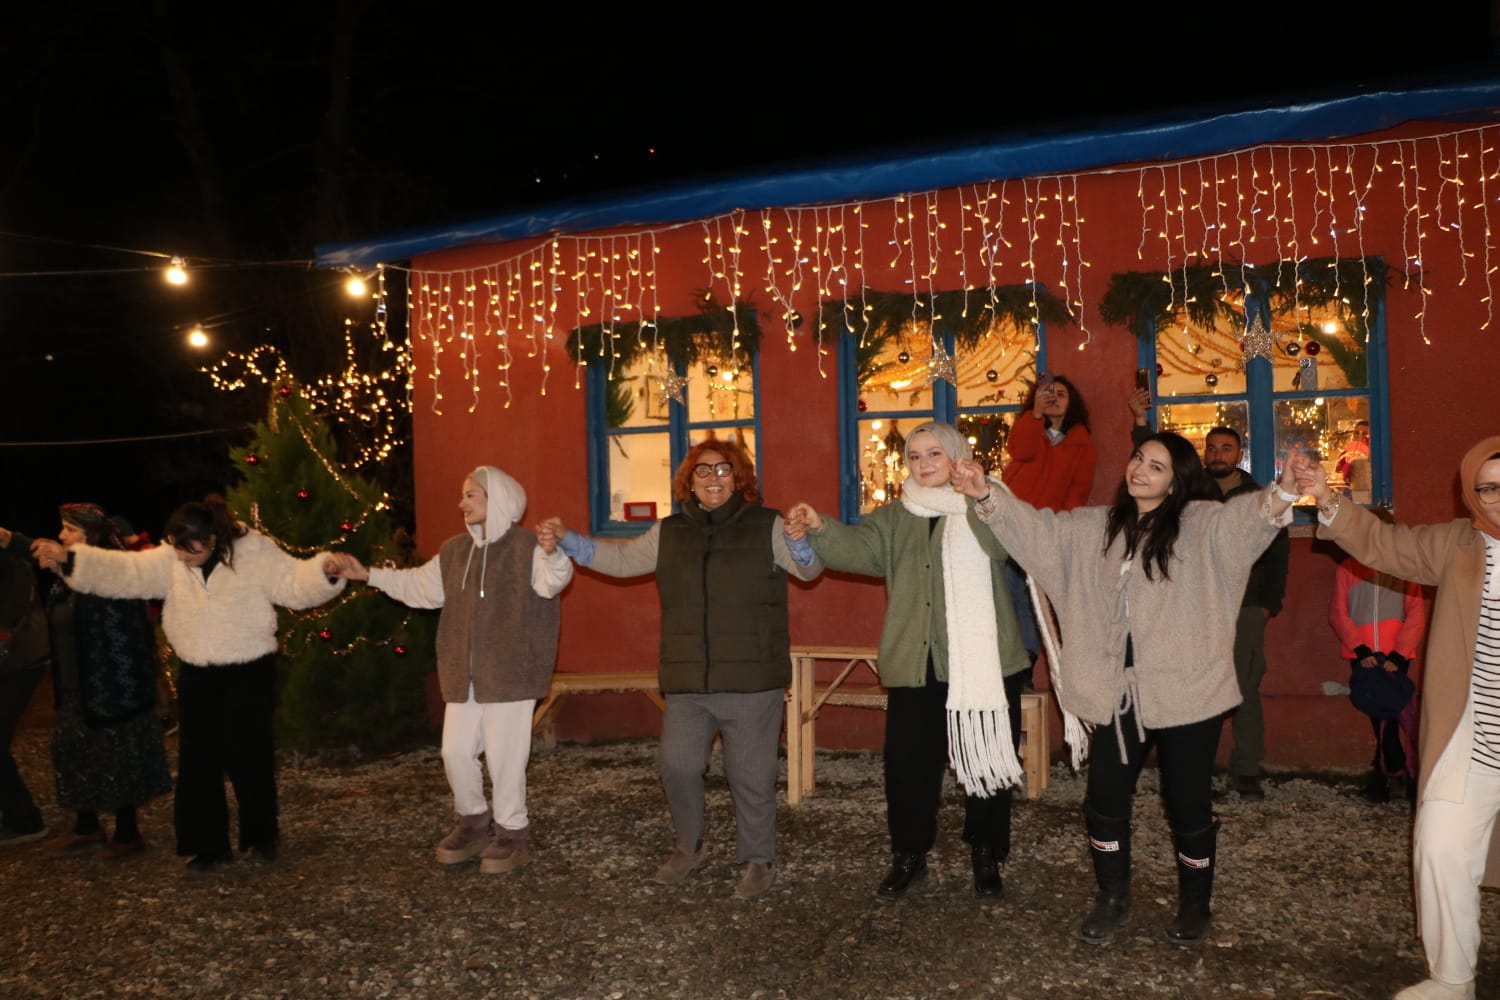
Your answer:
[857,334,941,416]
[605,430,673,523]
[956,412,1012,476]
[1272,397,1371,504]
[686,357,755,424]
[855,417,923,513]
[1157,400,1263,477]
[955,326,1037,409]
[1269,303,1366,392]
[603,353,672,431]
[1154,321,1248,397]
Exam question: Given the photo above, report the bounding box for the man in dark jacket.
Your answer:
[1202,427,1290,802]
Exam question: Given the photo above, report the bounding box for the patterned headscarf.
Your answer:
[60,503,124,550]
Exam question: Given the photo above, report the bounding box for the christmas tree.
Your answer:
[224,381,437,752]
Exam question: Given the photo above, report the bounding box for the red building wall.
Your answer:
[405,119,1498,769]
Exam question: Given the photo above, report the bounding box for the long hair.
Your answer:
[1103,432,1213,580]
[162,494,248,567]
[672,436,760,505]
[1020,374,1091,434]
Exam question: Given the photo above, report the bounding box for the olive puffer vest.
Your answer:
[654,497,791,694]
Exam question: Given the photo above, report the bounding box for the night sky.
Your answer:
[2,3,1496,538]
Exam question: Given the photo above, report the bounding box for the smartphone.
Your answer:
[1036,370,1055,392]
[1134,367,1151,391]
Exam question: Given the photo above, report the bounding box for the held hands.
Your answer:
[31,538,67,573]
[536,516,567,554]
[951,458,990,499]
[1288,449,1333,504]
[325,552,370,581]
[784,503,822,540]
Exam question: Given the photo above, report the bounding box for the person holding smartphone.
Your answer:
[1000,373,1098,674]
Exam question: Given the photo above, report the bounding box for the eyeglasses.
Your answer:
[1476,484,1500,505]
[692,462,734,479]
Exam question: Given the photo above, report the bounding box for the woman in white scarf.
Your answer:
[786,421,1029,903]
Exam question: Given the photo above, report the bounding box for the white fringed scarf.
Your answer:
[900,481,1024,797]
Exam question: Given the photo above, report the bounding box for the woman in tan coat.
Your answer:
[1297,436,1500,1000]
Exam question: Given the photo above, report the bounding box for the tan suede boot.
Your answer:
[479,823,530,874]
[435,812,491,865]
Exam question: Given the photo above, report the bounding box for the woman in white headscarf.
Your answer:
[785,420,1030,904]
[332,466,573,875]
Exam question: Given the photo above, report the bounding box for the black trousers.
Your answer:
[883,658,1025,858]
[1085,705,1222,833]
[174,656,279,857]
[0,661,46,834]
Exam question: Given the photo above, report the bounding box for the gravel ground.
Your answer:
[3,718,1497,1000]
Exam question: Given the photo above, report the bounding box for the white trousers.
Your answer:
[1414,763,1500,985]
[441,690,536,831]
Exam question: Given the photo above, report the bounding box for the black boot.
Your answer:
[1164,817,1219,947]
[971,845,1003,900]
[1078,806,1131,945]
[876,852,927,901]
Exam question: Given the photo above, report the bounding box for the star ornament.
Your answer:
[925,343,958,388]
[656,370,689,405]
[1241,315,1275,362]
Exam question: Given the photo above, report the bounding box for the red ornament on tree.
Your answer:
[277,385,293,398]
[318,629,332,641]
[1304,340,1322,356]
[340,521,354,533]
[857,399,868,412]
[296,489,310,501]
[245,453,260,465]
[393,645,407,657]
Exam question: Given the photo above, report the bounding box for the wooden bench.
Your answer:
[786,645,1050,804]
[531,671,663,749]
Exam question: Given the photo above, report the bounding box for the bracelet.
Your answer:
[1316,493,1341,520]
[977,492,993,505]
[1273,482,1300,503]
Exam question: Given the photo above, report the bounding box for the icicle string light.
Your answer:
[393,122,1500,408]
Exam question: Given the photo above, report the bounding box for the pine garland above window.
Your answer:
[818,285,1073,352]
[567,291,761,372]
[1099,257,1398,340]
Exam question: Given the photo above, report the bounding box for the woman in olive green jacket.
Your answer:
[787,421,1029,903]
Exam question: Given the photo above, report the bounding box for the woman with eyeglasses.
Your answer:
[538,437,821,900]
[1295,437,1500,1000]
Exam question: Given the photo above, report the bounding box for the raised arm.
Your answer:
[546,515,661,578]
[367,554,446,609]
[1295,459,1452,587]
[60,543,176,601]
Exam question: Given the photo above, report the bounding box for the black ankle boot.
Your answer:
[876,852,927,901]
[971,845,1003,900]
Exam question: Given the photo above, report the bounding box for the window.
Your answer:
[1109,257,1391,514]
[573,306,760,535]
[834,287,1071,522]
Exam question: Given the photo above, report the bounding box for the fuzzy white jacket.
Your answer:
[66,531,345,666]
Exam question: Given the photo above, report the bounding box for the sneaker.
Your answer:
[48,829,107,851]
[1234,775,1265,803]
[100,838,148,861]
[0,825,49,848]
[435,813,492,865]
[242,840,279,865]
[183,852,234,877]
[478,825,530,875]
[733,861,775,899]
[652,844,707,885]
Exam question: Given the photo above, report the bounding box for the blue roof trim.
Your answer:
[317,80,1500,269]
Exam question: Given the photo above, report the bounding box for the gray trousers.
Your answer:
[658,689,783,864]
[1227,605,1270,779]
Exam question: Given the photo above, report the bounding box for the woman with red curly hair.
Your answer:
[539,436,820,900]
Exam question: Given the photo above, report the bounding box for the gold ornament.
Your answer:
[925,343,958,388]
[1242,315,1275,362]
